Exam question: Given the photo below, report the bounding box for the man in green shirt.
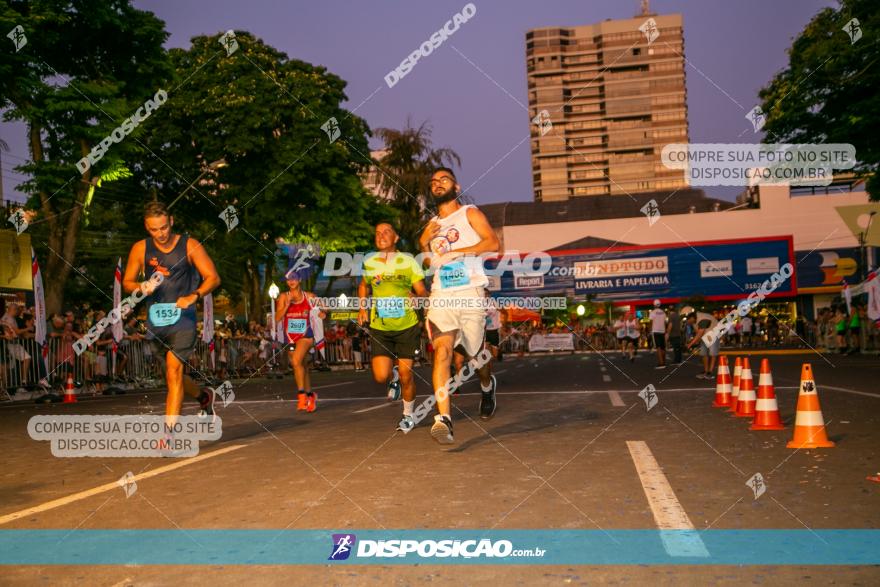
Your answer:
[358,223,428,432]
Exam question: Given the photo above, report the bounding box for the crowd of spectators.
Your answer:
[2,297,877,395]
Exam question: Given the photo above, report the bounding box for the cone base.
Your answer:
[712,400,731,408]
[787,439,835,449]
[734,412,756,418]
[62,397,77,404]
[751,422,785,431]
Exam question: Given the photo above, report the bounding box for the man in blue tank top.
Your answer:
[123,201,221,434]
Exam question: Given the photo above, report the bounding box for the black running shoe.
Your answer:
[431,414,454,444]
[198,387,215,417]
[480,375,497,420]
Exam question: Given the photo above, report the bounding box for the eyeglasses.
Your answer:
[430,177,454,186]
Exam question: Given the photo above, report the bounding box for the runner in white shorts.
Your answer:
[419,167,500,445]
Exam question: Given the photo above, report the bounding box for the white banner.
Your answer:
[528,333,575,352]
[30,248,49,376]
[202,293,214,343]
[112,258,123,342]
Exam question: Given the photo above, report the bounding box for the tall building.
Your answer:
[527,12,689,201]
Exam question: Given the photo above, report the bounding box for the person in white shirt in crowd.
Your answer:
[614,314,628,358]
[648,299,667,369]
[615,310,640,362]
[1,302,33,383]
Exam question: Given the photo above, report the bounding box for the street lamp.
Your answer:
[268,282,280,341]
[168,158,228,209]
[576,304,585,316]
[267,282,281,376]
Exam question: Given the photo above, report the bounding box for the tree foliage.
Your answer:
[758,0,879,198]
[138,31,389,315]
[1,0,171,313]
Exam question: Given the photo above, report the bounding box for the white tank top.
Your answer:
[429,204,488,293]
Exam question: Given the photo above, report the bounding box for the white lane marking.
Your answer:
[608,390,625,406]
[626,440,709,558]
[0,381,355,410]
[602,374,612,383]
[352,402,395,414]
[0,444,247,526]
[313,381,355,390]
[815,384,880,399]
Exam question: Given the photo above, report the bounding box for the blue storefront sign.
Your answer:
[488,236,796,303]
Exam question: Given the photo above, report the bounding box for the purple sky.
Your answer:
[1,0,833,205]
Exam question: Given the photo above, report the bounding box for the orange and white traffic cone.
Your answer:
[734,358,756,418]
[787,364,834,449]
[62,373,77,403]
[727,357,742,413]
[751,358,784,431]
[712,356,732,408]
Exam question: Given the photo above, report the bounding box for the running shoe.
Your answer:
[480,375,497,420]
[198,387,215,418]
[158,432,185,458]
[397,414,416,433]
[654,365,667,370]
[306,392,317,413]
[297,392,307,411]
[430,414,454,444]
[387,367,402,401]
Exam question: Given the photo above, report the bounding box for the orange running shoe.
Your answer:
[306,392,317,413]
[297,392,307,411]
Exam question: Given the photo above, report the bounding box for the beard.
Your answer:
[432,184,458,205]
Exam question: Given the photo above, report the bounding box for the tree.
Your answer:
[372,119,461,251]
[758,0,880,198]
[139,31,390,317]
[1,0,171,314]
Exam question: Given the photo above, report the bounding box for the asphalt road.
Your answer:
[1,349,878,585]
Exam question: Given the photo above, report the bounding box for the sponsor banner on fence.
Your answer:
[528,333,575,352]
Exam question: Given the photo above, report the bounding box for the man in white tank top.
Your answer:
[418,167,499,445]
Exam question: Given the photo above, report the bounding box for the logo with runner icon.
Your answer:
[328,533,357,560]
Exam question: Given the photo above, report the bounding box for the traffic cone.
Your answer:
[62,373,77,403]
[727,357,742,412]
[751,359,784,430]
[787,364,834,449]
[734,358,756,418]
[712,356,732,407]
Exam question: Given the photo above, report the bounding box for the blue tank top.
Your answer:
[144,235,198,333]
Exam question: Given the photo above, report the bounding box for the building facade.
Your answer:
[482,184,880,318]
[527,13,689,201]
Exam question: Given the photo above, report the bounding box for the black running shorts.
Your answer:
[149,328,197,363]
[369,324,421,360]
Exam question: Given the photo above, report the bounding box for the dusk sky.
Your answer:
[1,0,834,205]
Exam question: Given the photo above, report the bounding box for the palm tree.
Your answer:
[373,118,460,252]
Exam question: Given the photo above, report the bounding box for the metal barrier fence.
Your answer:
[5,323,875,396]
[0,333,390,395]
